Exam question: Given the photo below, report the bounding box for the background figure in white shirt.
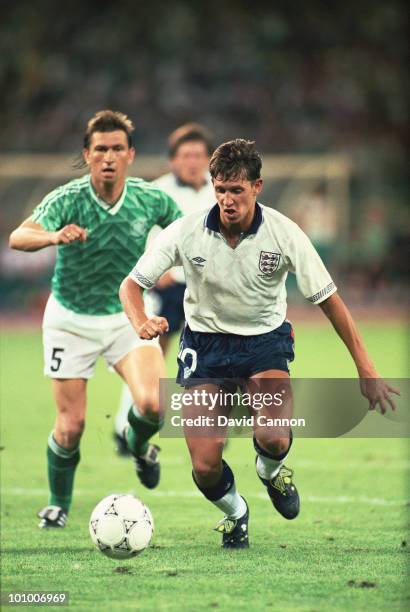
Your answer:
[114,124,214,452]
[120,139,398,549]
[150,122,215,353]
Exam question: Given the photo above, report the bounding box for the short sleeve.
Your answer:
[30,187,67,231]
[286,223,337,304]
[156,192,183,229]
[129,218,183,289]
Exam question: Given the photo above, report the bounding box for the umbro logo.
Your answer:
[192,256,206,266]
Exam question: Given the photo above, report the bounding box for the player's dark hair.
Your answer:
[168,122,214,158]
[209,139,262,182]
[84,110,135,149]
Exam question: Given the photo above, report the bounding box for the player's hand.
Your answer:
[155,271,177,290]
[359,378,400,414]
[138,316,169,340]
[53,224,88,245]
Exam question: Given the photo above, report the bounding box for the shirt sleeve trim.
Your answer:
[129,269,154,289]
[307,281,337,304]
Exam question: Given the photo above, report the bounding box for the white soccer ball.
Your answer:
[89,494,154,559]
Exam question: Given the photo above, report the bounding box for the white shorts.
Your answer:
[42,294,160,379]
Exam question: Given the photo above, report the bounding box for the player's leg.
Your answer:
[177,325,249,547]
[113,384,133,457]
[246,370,299,520]
[111,284,183,450]
[39,295,97,528]
[250,369,292,456]
[39,378,87,528]
[38,378,87,528]
[240,321,299,519]
[114,344,166,488]
[183,384,249,548]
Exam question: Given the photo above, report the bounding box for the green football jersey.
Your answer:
[31,175,182,315]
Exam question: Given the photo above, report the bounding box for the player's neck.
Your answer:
[219,207,255,248]
[175,174,206,192]
[218,226,242,248]
[91,178,125,205]
[219,220,248,248]
[190,178,206,192]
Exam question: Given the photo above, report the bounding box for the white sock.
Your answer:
[114,384,134,435]
[211,482,247,519]
[255,435,292,481]
[256,455,284,481]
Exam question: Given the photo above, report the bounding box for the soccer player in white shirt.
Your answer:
[120,139,398,549]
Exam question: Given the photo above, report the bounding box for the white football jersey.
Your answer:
[130,203,337,335]
[148,172,215,283]
[152,172,214,215]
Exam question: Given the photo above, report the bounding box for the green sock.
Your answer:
[47,432,80,513]
[127,405,163,457]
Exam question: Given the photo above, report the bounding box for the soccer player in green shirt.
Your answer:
[9,110,182,528]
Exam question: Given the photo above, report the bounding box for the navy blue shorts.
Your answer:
[176,321,295,389]
[151,283,186,333]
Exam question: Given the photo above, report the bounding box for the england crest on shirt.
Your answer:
[259,251,281,275]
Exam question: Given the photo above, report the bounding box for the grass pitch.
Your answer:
[1,322,409,611]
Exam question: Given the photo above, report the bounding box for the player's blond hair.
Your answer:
[84,110,135,149]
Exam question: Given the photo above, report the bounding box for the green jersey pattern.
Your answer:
[31,175,182,315]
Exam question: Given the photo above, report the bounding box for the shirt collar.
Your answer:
[88,176,127,215]
[205,202,263,235]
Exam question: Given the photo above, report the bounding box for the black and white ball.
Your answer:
[89,494,154,559]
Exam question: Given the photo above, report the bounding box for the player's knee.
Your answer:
[56,417,85,448]
[192,458,222,483]
[138,394,162,421]
[256,433,289,457]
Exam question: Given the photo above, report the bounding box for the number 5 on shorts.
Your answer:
[50,347,65,372]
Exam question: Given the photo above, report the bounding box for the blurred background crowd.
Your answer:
[1,0,408,315]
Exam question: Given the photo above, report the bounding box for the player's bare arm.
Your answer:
[9,219,87,252]
[119,277,169,340]
[319,292,399,413]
